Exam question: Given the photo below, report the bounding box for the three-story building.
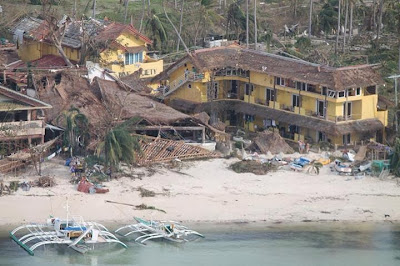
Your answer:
[153,46,388,146]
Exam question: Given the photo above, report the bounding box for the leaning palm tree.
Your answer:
[145,10,168,51]
[56,107,89,157]
[96,119,141,177]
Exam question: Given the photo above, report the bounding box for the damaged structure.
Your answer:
[153,46,388,146]
[0,85,51,154]
[11,16,163,78]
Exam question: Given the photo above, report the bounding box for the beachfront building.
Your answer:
[0,85,51,154]
[11,17,163,78]
[153,46,388,146]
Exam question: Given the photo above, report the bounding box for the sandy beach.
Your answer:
[1,157,400,227]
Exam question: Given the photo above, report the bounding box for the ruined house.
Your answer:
[11,16,163,78]
[0,85,51,155]
[152,46,388,146]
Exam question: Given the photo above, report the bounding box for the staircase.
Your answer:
[162,72,204,97]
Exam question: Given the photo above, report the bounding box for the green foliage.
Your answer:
[84,155,105,168]
[96,118,142,171]
[56,107,89,156]
[145,11,168,51]
[390,138,400,177]
[226,1,246,39]
[318,0,338,34]
[201,0,212,7]
[295,36,311,52]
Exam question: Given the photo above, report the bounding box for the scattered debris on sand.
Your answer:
[250,131,294,154]
[230,160,276,175]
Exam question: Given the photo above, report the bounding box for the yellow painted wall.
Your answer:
[164,67,387,145]
[18,40,80,62]
[18,40,41,61]
[98,32,163,78]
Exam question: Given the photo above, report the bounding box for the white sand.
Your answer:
[1,157,400,226]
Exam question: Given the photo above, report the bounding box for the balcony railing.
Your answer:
[0,120,44,138]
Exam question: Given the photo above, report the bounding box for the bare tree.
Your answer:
[139,0,145,32]
[335,0,341,54]
[375,0,384,49]
[308,0,313,39]
[343,0,349,52]
[124,0,129,24]
[41,1,74,67]
[254,0,257,49]
[177,0,185,52]
[349,0,354,40]
[246,0,249,48]
[93,0,96,18]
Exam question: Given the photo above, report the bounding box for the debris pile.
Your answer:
[0,181,11,196]
[230,160,276,175]
[77,177,109,194]
[37,176,56,187]
[250,131,294,154]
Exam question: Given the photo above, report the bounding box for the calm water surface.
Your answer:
[1,223,400,266]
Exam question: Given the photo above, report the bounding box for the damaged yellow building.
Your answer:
[153,46,388,146]
[12,17,163,78]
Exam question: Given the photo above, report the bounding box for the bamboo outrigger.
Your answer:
[115,217,204,244]
[9,202,127,256]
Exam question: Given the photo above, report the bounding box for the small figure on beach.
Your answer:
[298,140,305,153]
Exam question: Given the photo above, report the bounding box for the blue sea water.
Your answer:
[1,223,400,266]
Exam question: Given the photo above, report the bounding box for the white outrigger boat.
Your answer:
[10,201,127,256]
[115,217,204,244]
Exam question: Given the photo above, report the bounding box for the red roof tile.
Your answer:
[97,23,152,44]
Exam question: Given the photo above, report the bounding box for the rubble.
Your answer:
[250,130,294,154]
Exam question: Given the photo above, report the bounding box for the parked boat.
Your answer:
[115,217,204,244]
[10,215,126,256]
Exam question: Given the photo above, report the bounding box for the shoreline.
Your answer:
[1,157,400,231]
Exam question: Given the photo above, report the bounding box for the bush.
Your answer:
[295,37,311,52]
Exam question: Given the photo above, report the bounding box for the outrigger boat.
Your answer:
[115,217,204,244]
[9,202,126,256]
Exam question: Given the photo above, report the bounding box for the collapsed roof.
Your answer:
[154,46,383,91]
[12,16,151,50]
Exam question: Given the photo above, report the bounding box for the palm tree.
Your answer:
[56,107,89,157]
[145,9,168,51]
[226,1,246,40]
[96,121,141,177]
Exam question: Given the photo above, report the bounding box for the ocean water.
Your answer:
[1,223,400,266]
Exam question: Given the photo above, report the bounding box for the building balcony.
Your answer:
[0,120,45,139]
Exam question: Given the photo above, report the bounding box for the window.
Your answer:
[296,82,308,91]
[328,90,336,98]
[318,131,327,142]
[366,85,377,95]
[292,94,300,108]
[321,87,328,96]
[289,125,299,134]
[307,84,316,92]
[338,91,346,98]
[275,77,285,86]
[266,88,275,102]
[245,83,254,95]
[213,82,219,99]
[356,87,361,96]
[343,102,352,118]
[317,100,325,117]
[125,52,143,65]
[343,134,351,145]
[244,114,255,122]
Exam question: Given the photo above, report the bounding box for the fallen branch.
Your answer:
[105,200,166,213]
